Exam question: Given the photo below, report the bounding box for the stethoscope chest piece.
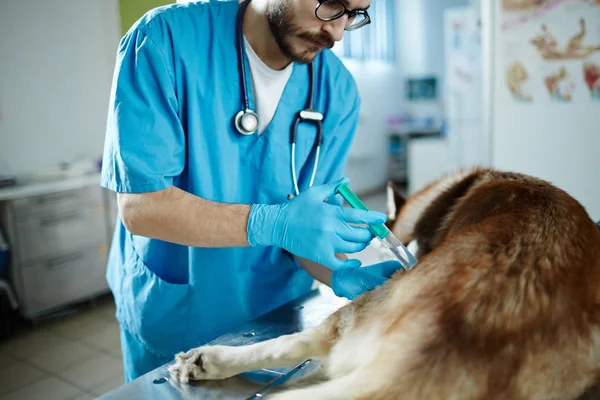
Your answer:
[235,109,259,135]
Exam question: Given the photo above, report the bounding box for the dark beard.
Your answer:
[266,0,334,64]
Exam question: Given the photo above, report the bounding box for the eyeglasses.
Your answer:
[315,0,371,31]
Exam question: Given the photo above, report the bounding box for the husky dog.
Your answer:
[170,168,600,400]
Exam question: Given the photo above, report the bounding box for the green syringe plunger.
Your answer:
[336,182,418,271]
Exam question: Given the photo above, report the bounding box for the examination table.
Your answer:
[98,284,600,400]
[98,285,345,399]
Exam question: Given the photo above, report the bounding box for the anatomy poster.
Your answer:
[584,60,600,99]
[499,0,600,103]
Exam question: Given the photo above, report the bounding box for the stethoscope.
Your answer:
[233,0,324,197]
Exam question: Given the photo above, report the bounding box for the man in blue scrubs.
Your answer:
[101,0,401,382]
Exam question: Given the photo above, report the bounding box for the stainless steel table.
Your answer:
[99,285,348,400]
[98,284,600,400]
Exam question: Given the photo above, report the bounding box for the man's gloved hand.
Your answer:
[247,177,387,270]
[331,260,403,300]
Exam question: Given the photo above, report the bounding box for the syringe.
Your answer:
[336,182,418,271]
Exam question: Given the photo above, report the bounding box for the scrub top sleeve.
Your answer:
[101,28,184,194]
[323,94,362,207]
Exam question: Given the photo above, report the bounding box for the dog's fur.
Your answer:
[169,168,600,399]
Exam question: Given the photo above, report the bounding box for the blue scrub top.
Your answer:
[101,1,361,358]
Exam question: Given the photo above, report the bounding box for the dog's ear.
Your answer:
[385,181,406,228]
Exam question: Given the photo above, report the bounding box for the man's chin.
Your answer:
[294,53,318,64]
[277,38,323,64]
[288,46,322,64]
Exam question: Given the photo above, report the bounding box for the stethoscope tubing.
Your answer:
[235,0,324,196]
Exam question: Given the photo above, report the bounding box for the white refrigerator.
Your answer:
[444,7,489,171]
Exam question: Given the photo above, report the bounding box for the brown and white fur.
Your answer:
[169,168,600,399]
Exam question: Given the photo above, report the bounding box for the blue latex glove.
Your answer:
[331,260,403,300]
[247,177,387,270]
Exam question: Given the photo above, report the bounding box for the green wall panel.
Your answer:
[118,0,174,34]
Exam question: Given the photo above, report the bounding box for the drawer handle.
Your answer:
[40,212,82,227]
[46,252,84,270]
[37,191,80,205]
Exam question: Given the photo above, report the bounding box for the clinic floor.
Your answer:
[0,190,389,400]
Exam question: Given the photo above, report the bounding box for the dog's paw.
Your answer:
[168,345,237,383]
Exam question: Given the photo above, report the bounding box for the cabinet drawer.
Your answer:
[11,186,104,220]
[20,244,109,318]
[15,206,107,263]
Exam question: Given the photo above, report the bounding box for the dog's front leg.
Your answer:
[168,325,335,383]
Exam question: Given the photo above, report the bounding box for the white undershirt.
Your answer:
[244,36,293,135]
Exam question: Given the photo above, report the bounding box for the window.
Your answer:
[331,0,396,63]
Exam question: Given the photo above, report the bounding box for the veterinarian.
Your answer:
[100,0,401,382]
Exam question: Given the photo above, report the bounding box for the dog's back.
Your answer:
[169,168,600,400]
[349,168,600,399]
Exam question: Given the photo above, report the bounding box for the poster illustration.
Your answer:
[543,66,576,101]
[583,61,600,98]
[499,0,600,104]
[530,18,600,60]
[506,61,535,101]
[502,0,553,13]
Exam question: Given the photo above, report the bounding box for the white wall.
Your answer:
[486,1,600,220]
[343,61,403,194]
[0,0,121,178]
